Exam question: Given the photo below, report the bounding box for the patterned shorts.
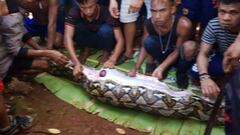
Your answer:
[120,0,151,23]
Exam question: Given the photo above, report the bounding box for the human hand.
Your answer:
[152,66,164,80]
[109,0,119,18]
[200,78,220,99]
[223,56,239,73]
[128,67,139,77]
[48,50,68,65]
[128,0,144,14]
[103,59,115,68]
[224,41,240,60]
[73,64,83,79]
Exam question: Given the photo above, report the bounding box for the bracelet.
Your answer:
[200,74,211,81]
[199,73,209,77]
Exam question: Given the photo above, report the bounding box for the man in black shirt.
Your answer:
[65,0,124,78]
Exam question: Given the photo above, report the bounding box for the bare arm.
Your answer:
[224,32,240,73]
[47,0,58,49]
[25,38,44,50]
[64,25,79,65]
[197,42,220,98]
[109,0,119,18]
[153,17,192,79]
[110,28,124,62]
[0,0,9,16]
[64,24,83,77]
[2,13,67,65]
[129,26,149,77]
[167,17,192,69]
[103,28,124,68]
[25,49,67,65]
[197,43,213,75]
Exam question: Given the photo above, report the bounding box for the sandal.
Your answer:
[145,63,157,75]
[0,115,33,135]
[116,55,131,65]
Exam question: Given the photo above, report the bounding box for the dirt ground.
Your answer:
[5,78,147,135]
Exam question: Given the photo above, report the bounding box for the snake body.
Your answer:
[49,62,224,124]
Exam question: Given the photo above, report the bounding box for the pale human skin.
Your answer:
[223,33,240,73]
[197,2,240,98]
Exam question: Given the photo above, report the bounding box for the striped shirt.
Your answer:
[201,17,238,54]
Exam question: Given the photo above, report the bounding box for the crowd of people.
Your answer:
[0,0,240,134]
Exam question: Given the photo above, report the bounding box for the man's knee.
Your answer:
[98,24,114,39]
[144,36,157,53]
[182,40,198,61]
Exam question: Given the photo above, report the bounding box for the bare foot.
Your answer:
[100,51,110,64]
[78,48,91,64]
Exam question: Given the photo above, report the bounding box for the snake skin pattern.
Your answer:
[49,61,224,124]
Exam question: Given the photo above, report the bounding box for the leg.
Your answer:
[123,22,136,58]
[144,36,170,62]
[182,40,198,61]
[144,35,171,75]
[74,22,96,63]
[138,24,150,67]
[176,40,198,88]
[54,32,63,48]
[96,24,115,63]
[54,8,66,48]
[119,0,140,60]
[0,88,33,134]
[190,53,225,80]
[9,57,51,78]
[129,24,149,76]
[78,48,91,64]
[96,24,115,52]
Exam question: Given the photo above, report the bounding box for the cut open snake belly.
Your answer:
[48,61,224,125]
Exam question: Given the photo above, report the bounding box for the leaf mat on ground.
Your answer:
[35,52,224,135]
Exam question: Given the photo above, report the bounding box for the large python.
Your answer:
[49,61,224,124]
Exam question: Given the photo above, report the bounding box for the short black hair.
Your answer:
[151,0,175,6]
[76,0,88,4]
[76,0,98,5]
[220,0,240,4]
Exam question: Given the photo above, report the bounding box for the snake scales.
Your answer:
[49,61,224,124]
